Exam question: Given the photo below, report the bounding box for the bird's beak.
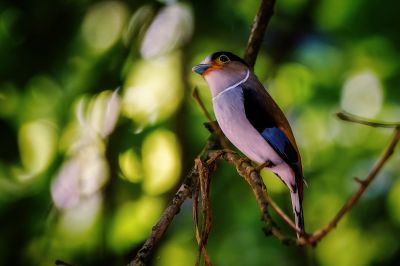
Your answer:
[192,64,211,75]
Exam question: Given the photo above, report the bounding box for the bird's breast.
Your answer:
[212,88,281,164]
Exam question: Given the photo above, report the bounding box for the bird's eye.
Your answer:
[219,55,230,63]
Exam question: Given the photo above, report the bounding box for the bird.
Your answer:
[192,51,305,237]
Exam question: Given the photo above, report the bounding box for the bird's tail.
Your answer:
[290,190,305,238]
[270,164,305,238]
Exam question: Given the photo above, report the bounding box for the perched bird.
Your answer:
[192,51,305,237]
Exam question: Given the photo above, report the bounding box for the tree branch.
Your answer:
[244,0,276,68]
[55,260,78,266]
[193,159,213,266]
[305,127,400,245]
[337,111,400,128]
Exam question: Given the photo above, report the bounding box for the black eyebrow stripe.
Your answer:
[210,51,249,66]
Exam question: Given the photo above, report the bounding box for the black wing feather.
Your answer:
[242,85,301,176]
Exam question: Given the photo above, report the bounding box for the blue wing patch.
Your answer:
[261,127,299,167]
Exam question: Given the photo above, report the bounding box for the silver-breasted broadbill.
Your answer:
[193,51,305,237]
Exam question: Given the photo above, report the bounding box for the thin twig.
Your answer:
[306,127,400,245]
[337,111,400,128]
[194,159,213,266]
[55,260,78,266]
[244,0,276,68]
[192,167,202,264]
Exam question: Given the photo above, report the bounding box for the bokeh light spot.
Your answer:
[341,70,383,117]
[142,129,181,195]
[82,1,129,53]
[87,90,121,138]
[18,120,57,175]
[119,149,142,183]
[122,54,183,126]
[140,3,193,59]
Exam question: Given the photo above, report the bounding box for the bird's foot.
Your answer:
[207,149,236,163]
[256,160,274,172]
[220,148,236,155]
[236,158,273,177]
[236,157,266,178]
[239,160,274,179]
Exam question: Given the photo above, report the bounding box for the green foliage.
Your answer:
[0,0,400,265]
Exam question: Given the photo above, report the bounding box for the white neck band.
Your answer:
[212,70,250,101]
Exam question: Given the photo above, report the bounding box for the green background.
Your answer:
[1,0,400,265]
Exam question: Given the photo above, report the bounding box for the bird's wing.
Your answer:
[241,78,304,229]
[241,82,302,179]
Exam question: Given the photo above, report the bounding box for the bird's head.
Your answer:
[192,51,250,97]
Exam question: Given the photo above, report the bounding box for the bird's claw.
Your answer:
[220,148,236,155]
[239,159,273,178]
[208,149,236,163]
[256,160,273,172]
[235,157,262,178]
